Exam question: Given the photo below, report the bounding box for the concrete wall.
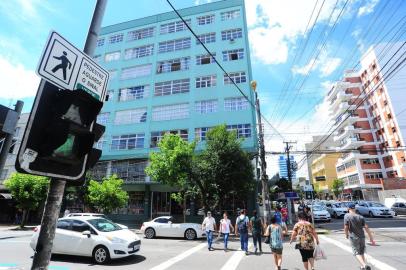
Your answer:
[378,189,406,204]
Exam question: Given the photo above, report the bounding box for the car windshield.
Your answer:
[313,206,325,211]
[368,202,384,207]
[334,203,344,208]
[87,218,122,232]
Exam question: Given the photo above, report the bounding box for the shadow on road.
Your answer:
[50,254,146,266]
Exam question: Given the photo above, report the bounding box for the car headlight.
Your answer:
[106,236,127,244]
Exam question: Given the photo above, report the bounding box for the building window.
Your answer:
[110,160,148,183]
[154,79,190,96]
[224,97,249,111]
[224,71,246,84]
[95,135,106,150]
[362,158,379,164]
[195,100,217,114]
[365,172,383,179]
[196,32,216,45]
[196,53,216,65]
[222,49,244,61]
[96,38,105,47]
[104,51,121,62]
[160,19,191,34]
[97,112,110,125]
[226,124,251,138]
[106,90,114,102]
[195,127,212,141]
[158,38,191,53]
[124,44,154,60]
[152,103,189,121]
[221,28,243,41]
[121,64,152,80]
[111,134,145,150]
[127,27,155,41]
[108,69,118,79]
[150,129,188,148]
[196,75,216,88]
[114,108,147,125]
[347,174,360,185]
[157,57,190,74]
[108,33,124,44]
[221,10,240,21]
[93,54,102,63]
[119,85,149,101]
[197,14,214,25]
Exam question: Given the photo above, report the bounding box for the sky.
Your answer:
[0,0,404,178]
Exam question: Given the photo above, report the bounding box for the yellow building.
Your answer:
[311,153,341,198]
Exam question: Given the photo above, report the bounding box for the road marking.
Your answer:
[220,243,253,270]
[149,242,207,270]
[320,235,397,270]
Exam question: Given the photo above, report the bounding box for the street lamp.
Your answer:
[250,81,270,222]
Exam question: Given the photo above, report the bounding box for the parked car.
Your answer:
[66,213,128,229]
[355,201,395,217]
[310,205,331,222]
[30,216,140,264]
[391,202,406,216]
[326,202,349,218]
[140,216,205,240]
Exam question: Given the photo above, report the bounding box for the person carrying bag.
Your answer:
[265,216,283,270]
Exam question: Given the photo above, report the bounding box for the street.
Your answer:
[1,216,405,270]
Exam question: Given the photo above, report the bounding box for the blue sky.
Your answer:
[0,0,404,176]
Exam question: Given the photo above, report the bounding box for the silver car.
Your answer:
[391,202,406,216]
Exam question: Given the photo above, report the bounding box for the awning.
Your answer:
[0,193,12,199]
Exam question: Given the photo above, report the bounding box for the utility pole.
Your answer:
[30,1,107,269]
[284,141,296,225]
[0,101,23,174]
[250,81,270,223]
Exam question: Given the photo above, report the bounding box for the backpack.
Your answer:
[237,216,248,233]
[252,216,262,231]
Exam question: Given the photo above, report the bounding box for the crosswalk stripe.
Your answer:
[149,242,207,270]
[320,235,397,270]
[220,243,253,270]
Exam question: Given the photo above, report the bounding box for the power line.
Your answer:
[165,0,285,140]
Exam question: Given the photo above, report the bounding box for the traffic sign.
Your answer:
[303,185,313,192]
[37,31,109,101]
[284,192,299,199]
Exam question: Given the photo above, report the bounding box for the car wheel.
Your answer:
[145,227,156,239]
[369,211,374,218]
[93,245,110,264]
[184,228,197,240]
[333,212,337,218]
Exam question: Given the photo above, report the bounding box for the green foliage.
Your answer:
[332,179,345,197]
[87,174,129,214]
[4,173,49,211]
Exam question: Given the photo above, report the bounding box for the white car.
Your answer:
[326,203,349,218]
[311,205,331,222]
[66,213,128,229]
[140,216,205,240]
[356,201,395,218]
[30,216,141,264]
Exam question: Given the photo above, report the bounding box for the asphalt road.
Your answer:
[0,217,405,270]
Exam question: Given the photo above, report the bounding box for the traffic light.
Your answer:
[16,81,105,180]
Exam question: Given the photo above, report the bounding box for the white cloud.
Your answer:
[291,49,342,77]
[358,0,379,17]
[0,56,39,99]
[246,0,347,65]
[320,57,342,76]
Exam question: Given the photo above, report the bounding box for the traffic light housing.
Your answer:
[16,81,105,180]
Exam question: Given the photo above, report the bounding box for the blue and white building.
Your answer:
[278,155,297,182]
[91,0,257,221]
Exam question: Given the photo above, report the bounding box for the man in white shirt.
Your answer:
[202,211,217,251]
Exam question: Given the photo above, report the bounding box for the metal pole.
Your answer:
[31,1,107,269]
[0,101,23,174]
[250,81,270,224]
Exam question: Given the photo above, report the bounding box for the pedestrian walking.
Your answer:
[219,212,234,251]
[281,205,289,234]
[235,209,249,255]
[274,206,288,235]
[344,203,375,270]
[265,216,284,270]
[303,206,313,224]
[250,210,263,254]
[202,211,217,251]
[290,212,319,270]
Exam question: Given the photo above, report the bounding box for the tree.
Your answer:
[87,175,129,214]
[146,125,255,212]
[332,179,345,198]
[4,173,49,227]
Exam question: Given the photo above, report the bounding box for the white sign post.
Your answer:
[37,31,109,101]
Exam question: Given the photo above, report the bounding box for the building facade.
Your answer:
[326,42,406,200]
[278,155,297,182]
[90,0,257,221]
[310,153,340,198]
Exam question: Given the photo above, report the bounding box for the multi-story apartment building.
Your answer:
[278,155,297,182]
[310,153,340,198]
[90,0,257,221]
[326,42,406,200]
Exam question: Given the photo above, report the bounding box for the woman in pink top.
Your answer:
[219,212,234,251]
